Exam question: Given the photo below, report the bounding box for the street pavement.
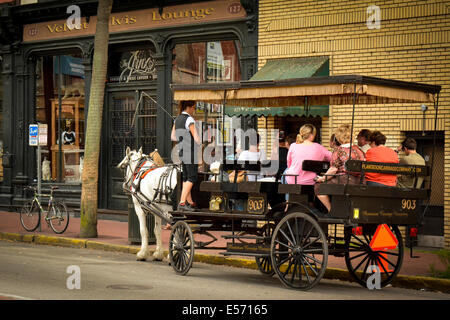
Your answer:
[0,210,446,278]
[0,241,448,300]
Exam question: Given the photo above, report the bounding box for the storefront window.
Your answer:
[35,54,85,183]
[172,41,243,163]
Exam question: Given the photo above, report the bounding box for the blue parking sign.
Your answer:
[29,124,38,146]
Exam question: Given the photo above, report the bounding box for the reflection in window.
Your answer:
[35,54,85,183]
[172,41,243,163]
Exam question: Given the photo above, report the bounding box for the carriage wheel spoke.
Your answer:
[286,220,297,246]
[302,236,320,250]
[375,255,391,275]
[303,256,319,277]
[377,250,399,257]
[300,258,313,284]
[353,253,370,271]
[301,223,313,247]
[303,253,322,265]
[290,259,298,283]
[279,228,295,247]
[276,254,292,268]
[351,234,366,246]
[282,258,294,277]
[361,257,373,282]
[377,252,398,269]
[349,251,368,261]
[275,239,294,250]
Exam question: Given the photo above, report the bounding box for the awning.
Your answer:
[225,105,328,117]
[172,75,439,107]
[249,56,329,81]
[226,56,330,117]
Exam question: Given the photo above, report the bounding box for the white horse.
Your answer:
[117,147,178,261]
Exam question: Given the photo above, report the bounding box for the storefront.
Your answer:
[0,0,258,210]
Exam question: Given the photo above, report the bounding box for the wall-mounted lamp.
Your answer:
[421,104,427,136]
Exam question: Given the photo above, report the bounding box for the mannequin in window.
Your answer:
[62,120,76,145]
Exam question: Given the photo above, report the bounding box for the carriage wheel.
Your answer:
[169,221,194,276]
[270,212,328,290]
[344,224,403,288]
[255,223,275,276]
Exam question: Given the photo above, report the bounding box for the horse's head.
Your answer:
[117,146,145,172]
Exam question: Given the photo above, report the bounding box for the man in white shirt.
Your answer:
[237,133,266,181]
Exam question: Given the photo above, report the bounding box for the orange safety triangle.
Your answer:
[369,224,398,250]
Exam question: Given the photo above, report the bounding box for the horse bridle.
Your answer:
[121,152,148,190]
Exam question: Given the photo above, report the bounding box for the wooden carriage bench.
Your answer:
[316,160,431,224]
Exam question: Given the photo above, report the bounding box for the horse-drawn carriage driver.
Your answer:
[171,100,201,212]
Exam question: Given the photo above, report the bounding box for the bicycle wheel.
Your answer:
[20,200,41,232]
[48,201,70,234]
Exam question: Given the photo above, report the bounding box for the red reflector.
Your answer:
[409,227,418,238]
[352,226,363,236]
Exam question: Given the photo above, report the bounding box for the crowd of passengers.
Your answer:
[233,124,426,213]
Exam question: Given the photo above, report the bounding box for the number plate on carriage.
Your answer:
[247,197,265,214]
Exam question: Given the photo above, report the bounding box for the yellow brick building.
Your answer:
[257,0,450,248]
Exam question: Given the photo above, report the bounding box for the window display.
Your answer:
[35,54,85,183]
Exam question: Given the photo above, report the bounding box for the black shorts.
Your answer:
[182,163,198,183]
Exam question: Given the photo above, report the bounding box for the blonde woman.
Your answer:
[285,124,332,186]
[315,124,365,212]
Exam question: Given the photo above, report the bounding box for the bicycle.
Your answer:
[20,186,70,234]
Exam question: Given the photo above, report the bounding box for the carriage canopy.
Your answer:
[171,75,441,107]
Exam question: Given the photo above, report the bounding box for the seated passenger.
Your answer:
[357,129,371,154]
[365,130,399,187]
[315,124,365,212]
[237,133,266,181]
[396,137,426,188]
[285,123,332,186]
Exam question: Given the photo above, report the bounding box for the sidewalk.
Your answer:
[1,210,449,292]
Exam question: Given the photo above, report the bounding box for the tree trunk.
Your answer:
[80,0,113,238]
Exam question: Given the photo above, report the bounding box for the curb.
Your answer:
[1,231,449,294]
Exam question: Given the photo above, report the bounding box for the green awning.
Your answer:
[225,56,329,117]
[225,105,328,117]
[249,56,329,81]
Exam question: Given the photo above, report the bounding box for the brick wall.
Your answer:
[258,0,450,247]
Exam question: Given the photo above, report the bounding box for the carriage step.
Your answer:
[219,252,270,258]
[222,234,266,241]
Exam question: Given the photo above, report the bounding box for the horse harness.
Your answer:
[126,155,178,205]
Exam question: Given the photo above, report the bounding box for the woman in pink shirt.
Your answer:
[286,124,332,185]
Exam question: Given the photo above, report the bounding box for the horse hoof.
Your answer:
[136,257,146,262]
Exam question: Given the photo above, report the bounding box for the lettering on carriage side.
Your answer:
[182,304,216,318]
[66,265,81,290]
[366,265,381,290]
[401,199,417,210]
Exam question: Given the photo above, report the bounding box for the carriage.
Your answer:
[152,75,441,290]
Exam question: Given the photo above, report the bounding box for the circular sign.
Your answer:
[228,3,242,14]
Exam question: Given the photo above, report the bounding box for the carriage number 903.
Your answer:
[401,199,416,210]
[226,304,268,315]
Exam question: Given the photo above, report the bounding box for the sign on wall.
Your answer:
[109,50,157,83]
